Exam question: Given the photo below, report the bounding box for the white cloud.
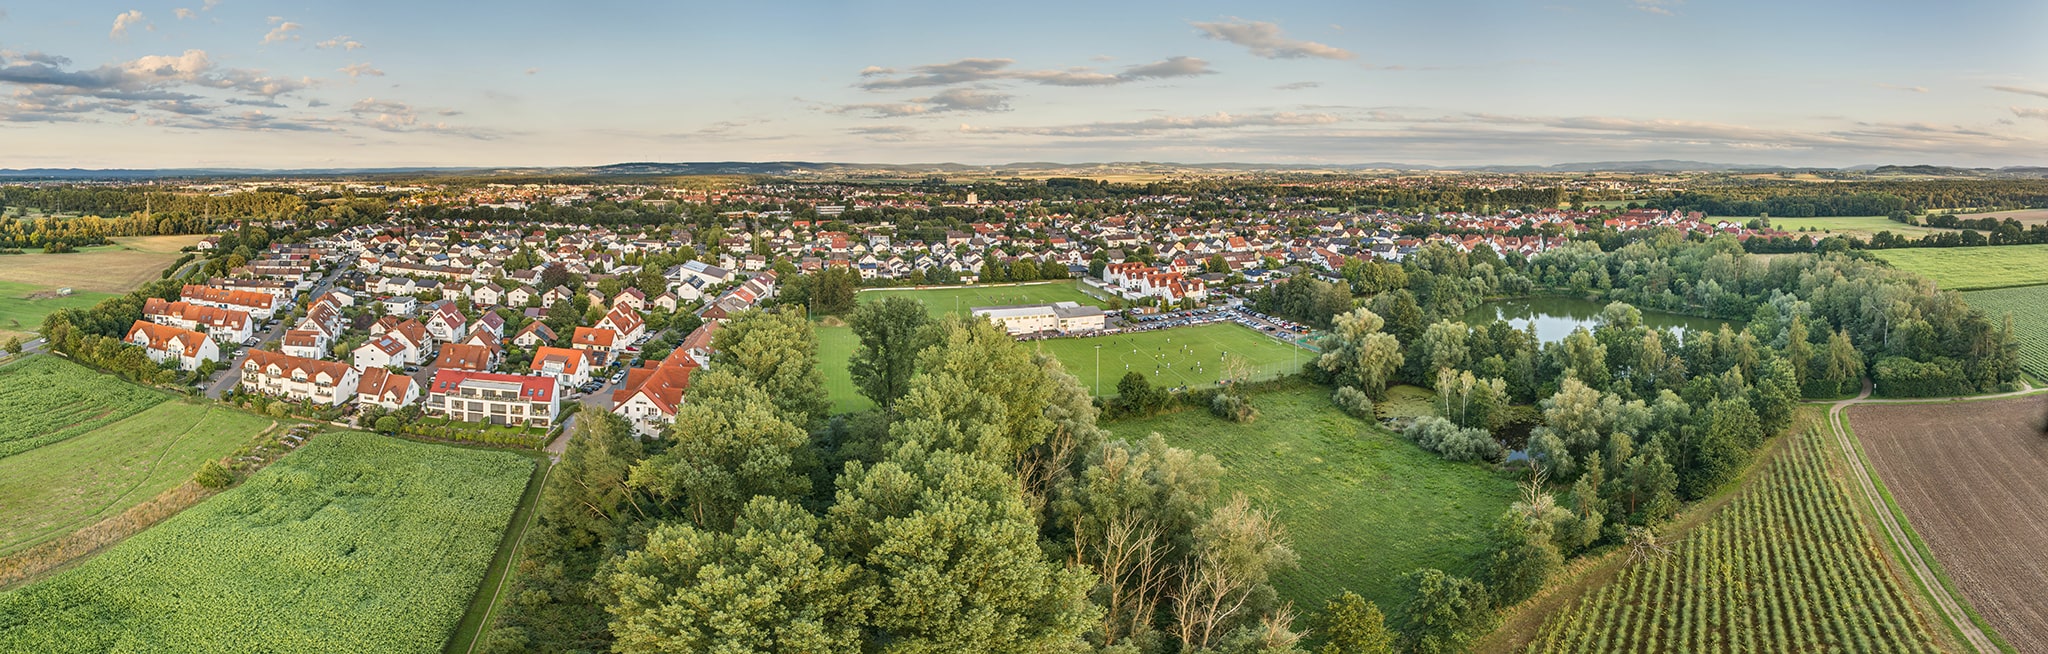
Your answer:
[175,8,197,20]
[317,36,364,51]
[110,10,148,39]
[858,56,1213,90]
[346,97,495,138]
[966,111,1341,137]
[2014,107,2048,121]
[1275,81,1320,91]
[1632,0,1682,15]
[1990,85,2048,100]
[1190,18,1353,60]
[830,88,1013,117]
[340,63,384,79]
[262,20,302,45]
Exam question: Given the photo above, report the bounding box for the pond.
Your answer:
[1462,297,1739,343]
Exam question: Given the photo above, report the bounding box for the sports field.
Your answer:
[0,402,271,554]
[1110,382,1513,610]
[856,280,1108,318]
[1874,244,2048,290]
[0,431,533,653]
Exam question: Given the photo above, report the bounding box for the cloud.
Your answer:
[204,0,221,9]
[830,88,1014,117]
[317,36,364,51]
[1989,85,2048,100]
[524,68,539,75]
[1275,81,1320,91]
[306,98,327,107]
[340,63,384,79]
[224,97,286,108]
[1190,18,1353,60]
[850,125,920,141]
[175,8,196,20]
[2014,107,2048,121]
[965,111,1341,137]
[111,10,149,39]
[346,97,496,138]
[262,20,302,45]
[1876,83,1927,93]
[1632,0,1682,15]
[857,56,1214,90]
[0,48,316,125]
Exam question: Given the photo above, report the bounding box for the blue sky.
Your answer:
[1,0,2044,168]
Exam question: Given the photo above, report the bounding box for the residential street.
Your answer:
[205,261,351,400]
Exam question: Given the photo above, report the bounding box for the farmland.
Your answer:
[1851,396,2048,653]
[856,279,1108,318]
[1740,214,1956,239]
[1522,428,1945,653]
[1873,244,2048,290]
[0,234,201,294]
[0,402,271,554]
[0,431,534,653]
[1109,382,1517,610]
[1961,284,2048,382]
[0,355,169,459]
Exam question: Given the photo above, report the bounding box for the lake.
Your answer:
[1462,297,1738,343]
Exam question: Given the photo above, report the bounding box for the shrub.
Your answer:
[1333,385,1376,419]
[1210,392,1258,423]
[373,416,400,434]
[1403,416,1503,463]
[193,459,234,489]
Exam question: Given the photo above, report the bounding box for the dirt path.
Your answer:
[1823,380,2040,654]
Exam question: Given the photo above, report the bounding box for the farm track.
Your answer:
[1824,380,2041,654]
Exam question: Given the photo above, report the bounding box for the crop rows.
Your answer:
[0,431,535,653]
[0,355,166,459]
[1961,284,2048,382]
[1524,430,1943,653]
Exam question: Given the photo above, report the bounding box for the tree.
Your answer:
[373,416,400,434]
[847,297,932,410]
[1117,371,1168,416]
[3,336,19,355]
[825,446,1098,652]
[1397,569,1491,654]
[629,369,811,530]
[1051,434,1223,648]
[604,497,875,654]
[1171,493,1298,652]
[1485,484,1567,606]
[1316,591,1395,654]
[1680,398,1758,499]
[890,316,1056,463]
[193,459,233,489]
[710,309,830,426]
[1317,309,1404,400]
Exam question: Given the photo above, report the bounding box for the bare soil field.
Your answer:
[1851,396,2048,652]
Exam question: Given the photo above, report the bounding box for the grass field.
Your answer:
[0,280,114,343]
[1522,427,1944,653]
[1962,284,2048,382]
[856,280,1108,318]
[1109,383,1517,610]
[1958,208,2048,225]
[1736,215,1956,238]
[0,431,534,654]
[0,355,170,459]
[0,402,271,555]
[1874,244,2048,290]
[0,234,199,294]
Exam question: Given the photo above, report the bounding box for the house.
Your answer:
[374,317,435,356]
[610,347,700,437]
[470,283,505,307]
[142,298,252,344]
[381,295,418,316]
[613,287,647,312]
[352,334,415,369]
[425,369,560,428]
[241,349,360,406]
[425,302,467,342]
[180,284,277,320]
[475,311,506,338]
[529,346,592,388]
[125,320,220,371]
[571,326,617,366]
[354,367,419,410]
[970,302,1108,336]
[650,291,680,313]
[595,306,646,344]
[434,342,497,372]
[506,285,538,307]
[512,322,557,348]
[281,329,330,359]
[667,260,734,289]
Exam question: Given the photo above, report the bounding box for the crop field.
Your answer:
[1962,285,2048,382]
[1873,244,2048,291]
[0,355,169,459]
[0,402,271,554]
[856,280,1107,318]
[1959,208,2048,225]
[1739,215,1955,238]
[1851,397,2048,652]
[1110,383,1515,610]
[1523,429,1944,653]
[0,431,534,653]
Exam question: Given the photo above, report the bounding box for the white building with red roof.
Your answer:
[610,347,700,437]
[242,349,360,406]
[355,367,418,410]
[125,320,220,371]
[426,369,560,428]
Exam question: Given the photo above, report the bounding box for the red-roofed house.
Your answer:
[125,320,219,370]
[611,350,699,437]
[242,349,359,406]
[434,342,497,372]
[529,346,591,387]
[595,306,646,344]
[355,367,419,410]
[571,326,617,365]
[426,369,560,427]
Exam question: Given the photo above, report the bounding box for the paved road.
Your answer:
[205,262,351,399]
[1823,378,2041,654]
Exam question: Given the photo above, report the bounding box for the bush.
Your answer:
[194,459,234,489]
[1402,416,1503,463]
[1210,392,1258,423]
[1333,385,1376,419]
[374,416,400,434]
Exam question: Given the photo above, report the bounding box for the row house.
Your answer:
[241,349,360,407]
[426,369,561,428]
[142,299,253,344]
[125,320,220,371]
[181,284,277,321]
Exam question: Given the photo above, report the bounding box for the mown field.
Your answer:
[0,431,534,654]
[856,279,1107,318]
[0,280,114,343]
[1874,244,2048,291]
[1961,284,2048,382]
[0,402,271,554]
[0,355,169,459]
[1109,383,1517,610]
[0,234,200,294]
[1522,428,1944,653]
[1742,215,1955,238]
[1853,397,2048,653]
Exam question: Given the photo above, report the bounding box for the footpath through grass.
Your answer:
[1874,244,2048,291]
[1107,382,1518,610]
[0,431,534,654]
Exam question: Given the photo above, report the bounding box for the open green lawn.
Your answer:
[0,431,534,654]
[1107,383,1518,610]
[856,280,1107,318]
[0,280,114,342]
[819,321,1311,412]
[0,355,170,459]
[1736,215,1956,238]
[1963,284,2048,382]
[1874,244,2048,290]
[0,402,272,555]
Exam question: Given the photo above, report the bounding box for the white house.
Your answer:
[354,367,419,410]
[241,349,360,407]
[426,369,560,428]
[125,320,220,371]
[528,346,591,388]
[971,302,1108,336]
[142,298,253,344]
[352,334,415,369]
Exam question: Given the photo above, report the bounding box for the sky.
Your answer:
[1,0,2046,169]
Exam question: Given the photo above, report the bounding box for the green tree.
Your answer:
[1317,309,1404,400]
[630,369,811,530]
[888,316,1056,463]
[373,416,400,434]
[193,459,233,489]
[1397,569,1492,654]
[1172,494,1299,652]
[3,336,20,355]
[1316,591,1394,654]
[711,308,830,426]
[1049,434,1223,647]
[847,297,933,410]
[604,497,875,654]
[1116,371,1168,416]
